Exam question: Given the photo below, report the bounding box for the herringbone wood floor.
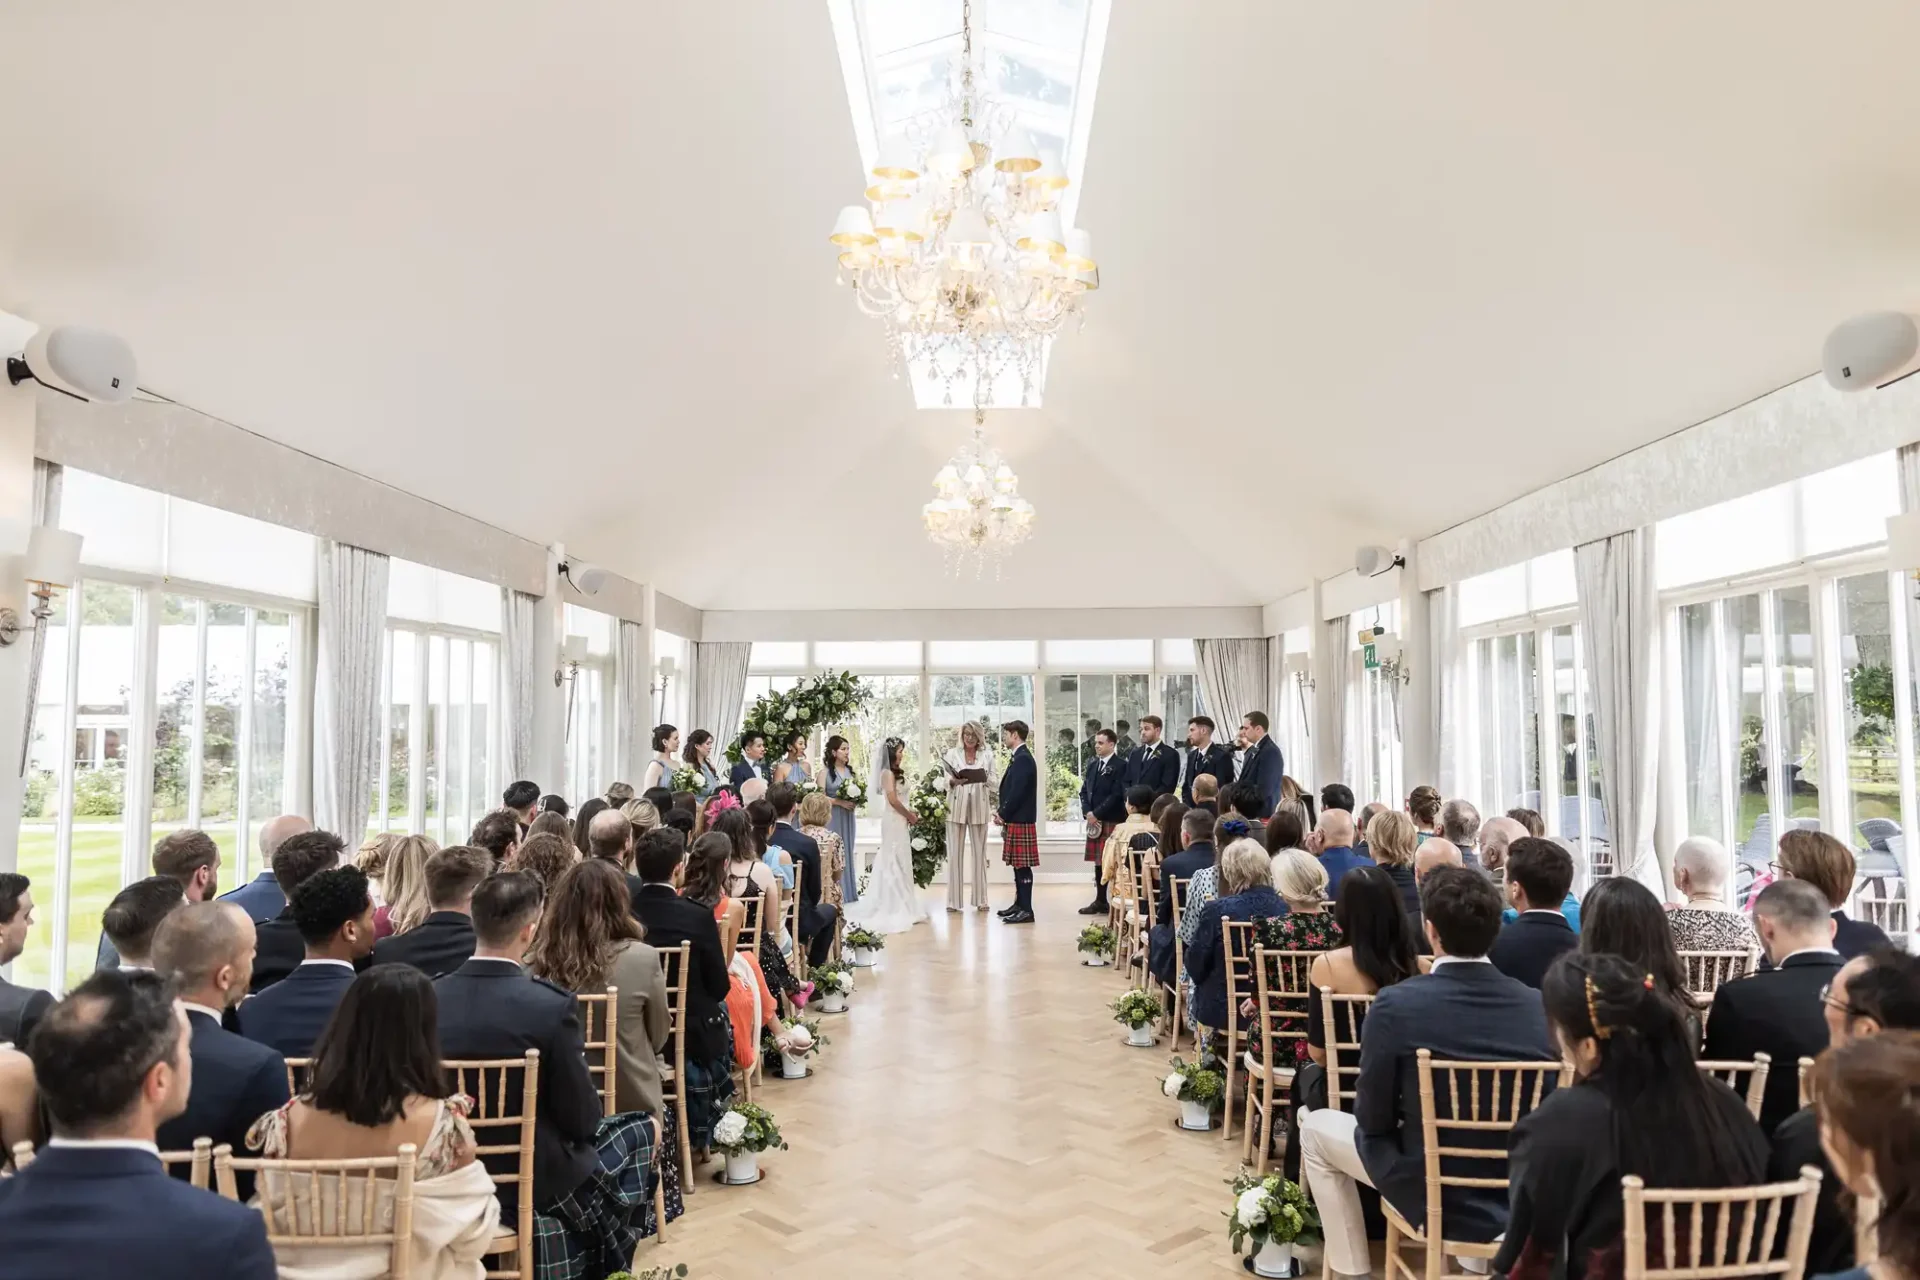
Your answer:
[654,884,1309,1279]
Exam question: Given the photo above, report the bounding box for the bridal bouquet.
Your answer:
[837,774,867,811]
[669,764,704,795]
[907,766,951,888]
[1226,1171,1321,1255]
[727,671,872,763]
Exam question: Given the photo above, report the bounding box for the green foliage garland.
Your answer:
[906,766,950,888]
[726,671,873,763]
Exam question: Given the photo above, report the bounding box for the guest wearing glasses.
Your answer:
[1773,829,1892,960]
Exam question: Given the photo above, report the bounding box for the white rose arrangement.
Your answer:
[713,1111,748,1148]
[1234,1187,1269,1228]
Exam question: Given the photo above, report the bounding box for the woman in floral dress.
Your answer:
[1245,850,1344,1068]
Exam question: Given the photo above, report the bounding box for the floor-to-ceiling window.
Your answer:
[1041,640,1152,830]
[562,605,614,802]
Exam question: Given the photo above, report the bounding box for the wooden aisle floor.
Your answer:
[656,883,1291,1279]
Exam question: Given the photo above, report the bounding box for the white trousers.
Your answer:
[946,821,989,909]
[1300,1107,1374,1278]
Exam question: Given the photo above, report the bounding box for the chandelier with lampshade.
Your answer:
[921,405,1035,578]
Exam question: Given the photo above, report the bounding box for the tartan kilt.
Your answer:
[1084,819,1114,862]
[1000,823,1040,868]
[530,1110,664,1280]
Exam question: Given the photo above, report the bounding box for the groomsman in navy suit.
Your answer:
[1125,714,1182,799]
[1237,711,1285,820]
[728,730,770,789]
[1078,730,1130,916]
[1180,715,1235,807]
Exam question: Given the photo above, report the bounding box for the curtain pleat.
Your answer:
[615,619,648,786]
[1323,616,1352,787]
[688,641,752,752]
[314,542,390,837]
[500,589,537,785]
[1195,638,1271,746]
[1575,527,1662,891]
[1428,586,1463,798]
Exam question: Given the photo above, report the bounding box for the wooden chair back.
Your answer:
[736,894,762,955]
[1797,1057,1813,1109]
[1250,947,1319,1068]
[445,1052,539,1280]
[160,1136,215,1189]
[284,1056,314,1097]
[1166,876,1193,982]
[1222,919,1258,1036]
[656,942,695,1186]
[575,986,621,1119]
[214,1142,419,1279]
[1681,949,1760,998]
[1320,988,1376,1113]
[1621,1167,1822,1280]
[7,1139,31,1171]
[784,886,806,980]
[1698,1054,1772,1122]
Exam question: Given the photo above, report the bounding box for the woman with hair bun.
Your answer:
[1406,785,1443,841]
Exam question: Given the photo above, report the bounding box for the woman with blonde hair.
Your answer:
[941,720,997,913]
[356,834,399,937]
[1363,809,1422,914]
[1184,839,1284,1032]
[798,790,845,911]
[1256,849,1342,956]
[378,834,440,938]
[621,798,662,846]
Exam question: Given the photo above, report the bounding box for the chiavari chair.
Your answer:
[1219,919,1257,1144]
[1680,949,1760,1001]
[214,1142,419,1279]
[160,1135,215,1189]
[1320,988,1376,1114]
[656,943,695,1188]
[1162,875,1192,1050]
[284,1056,314,1098]
[1239,947,1316,1172]
[1697,1053,1772,1122]
[574,987,620,1119]
[444,1052,539,1280]
[1620,1166,1822,1280]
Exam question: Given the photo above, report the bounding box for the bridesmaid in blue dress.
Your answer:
[683,729,724,798]
[822,734,861,904]
[771,729,812,789]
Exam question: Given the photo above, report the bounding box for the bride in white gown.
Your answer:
[844,737,927,934]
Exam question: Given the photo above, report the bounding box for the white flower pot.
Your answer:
[1253,1238,1296,1277]
[723,1149,760,1185]
[1179,1098,1212,1131]
[778,1051,809,1079]
[1081,952,1111,967]
[851,946,876,967]
[1126,1023,1155,1048]
[822,990,849,1013]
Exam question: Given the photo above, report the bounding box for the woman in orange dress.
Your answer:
[682,831,795,1068]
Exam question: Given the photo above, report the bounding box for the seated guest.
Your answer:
[152,904,290,1191]
[604,782,636,807]
[97,829,222,970]
[1775,829,1891,960]
[726,803,791,892]
[540,793,570,820]
[1363,810,1422,916]
[1494,953,1768,1280]
[798,790,847,913]
[1489,837,1578,989]
[1578,877,1696,1024]
[1149,808,1219,987]
[0,971,276,1279]
[0,872,52,1047]
[219,814,313,923]
[627,827,736,1156]
[1806,1030,1920,1280]
[1262,804,1308,862]
[1439,797,1483,867]
[1189,771,1221,818]
[249,965,499,1279]
[1771,946,1920,1277]
[438,873,660,1269]
[0,1044,36,1159]
[720,808,805,1003]
[1252,850,1343,972]
[1222,783,1269,847]
[1414,837,1463,886]
[1702,878,1844,1133]
[572,797,610,858]
[1320,783,1355,818]
[1281,776,1317,829]
[681,831,797,1066]
[372,845,491,977]
[641,786,674,816]
[502,780,541,838]
[1406,784,1443,840]
[237,866,376,1057]
[1478,814,1525,878]
[1184,839,1285,1033]
[1176,816,1255,966]
[1100,785,1160,891]
[1666,836,1761,953]
[375,833,439,940]
[101,875,188,971]
[767,782,839,967]
[470,809,521,869]
[1300,867,1553,1280]
[1306,808,1375,900]
[251,829,349,993]
[585,806,644,905]
[527,810,571,844]
[1507,807,1545,838]
[1354,800,1387,859]
[506,831,576,892]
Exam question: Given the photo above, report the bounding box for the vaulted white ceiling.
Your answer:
[2,2,1919,612]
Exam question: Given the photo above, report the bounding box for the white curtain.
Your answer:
[1575,527,1662,891]
[314,541,390,838]
[500,589,537,785]
[1427,585,1465,798]
[688,640,752,752]
[32,459,61,527]
[614,619,648,786]
[1195,638,1271,745]
[1323,616,1353,786]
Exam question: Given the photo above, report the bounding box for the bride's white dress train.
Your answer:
[845,790,927,935]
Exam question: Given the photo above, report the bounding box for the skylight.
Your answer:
[828,0,1111,408]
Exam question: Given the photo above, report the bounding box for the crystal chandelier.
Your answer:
[828,0,1099,408]
[922,407,1036,577]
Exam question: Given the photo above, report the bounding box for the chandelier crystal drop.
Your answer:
[922,407,1036,578]
[828,0,1099,408]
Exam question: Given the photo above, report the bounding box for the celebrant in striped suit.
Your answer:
[942,721,997,912]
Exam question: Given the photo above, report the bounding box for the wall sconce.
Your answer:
[9,525,82,776]
[651,653,676,720]
[557,634,589,743]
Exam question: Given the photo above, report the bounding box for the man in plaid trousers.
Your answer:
[994,720,1040,924]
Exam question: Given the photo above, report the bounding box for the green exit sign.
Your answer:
[1362,642,1380,671]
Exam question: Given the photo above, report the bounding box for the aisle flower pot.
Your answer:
[1178,1099,1212,1131]
[821,990,849,1014]
[1125,1023,1155,1048]
[1253,1238,1296,1277]
[1082,953,1111,967]
[723,1150,760,1185]
[778,1052,809,1080]
[851,947,876,967]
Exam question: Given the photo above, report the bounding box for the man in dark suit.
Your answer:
[728,730,770,789]
[1148,808,1219,987]
[1703,878,1846,1134]
[994,720,1041,924]
[1077,730,1130,916]
[370,845,489,977]
[1769,946,1920,1276]
[96,828,223,971]
[236,866,375,1057]
[0,970,277,1279]
[435,871,604,1221]
[152,903,289,1196]
[767,782,839,965]
[1179,715,1234,808]
[502,779,542,840]
[101,875,187,972]
[249,829,349,993]
[469,810,521,869]
[218,814,312,924]
[1307,809,1375,900]
[1488,837,1579,989]
[1125,714,1182,799]
[0,872,53,1046]
[1236,711,1284,820]
[1300,867,1554,1280]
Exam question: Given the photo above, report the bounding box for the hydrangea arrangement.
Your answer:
[837,773,867,811]
[1111,989,1162,1030]
[1162,1055,1226,1110]
[605,1265,688,1280]
[907,766,951,887]
[711,1102,788,1156]
[813,961,855,996]
[843,925,887,952]
[1078,923,1116,956]
[669,764,704,795]
[726,671,872,763]
[1226,1171,1321,1254]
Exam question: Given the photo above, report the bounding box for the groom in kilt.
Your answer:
[994,720,1039,924]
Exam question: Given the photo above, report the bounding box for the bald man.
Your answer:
[1478,816,1528,872]
[1414,837,1463,886]
[218,814,313,923]
[739,777,769,807]
[1307,809,1373,900]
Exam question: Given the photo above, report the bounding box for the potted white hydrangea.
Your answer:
[1078,923,1116,967]
[1163,1055,1225,1132]
[843,925,886,967]
[1112,989,1162,1047]
[711,1102,787,1185]
[1227,1171,1321,1277]
[814,961,855,1013]
[773,1017,823,1080]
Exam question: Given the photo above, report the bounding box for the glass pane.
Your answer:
[250,611,292,831]
[1507,632,1542,811]
[14,586,69,990]
[928,674,1032,761]
[1042,673,1082,821]
[748,642,807,670]
[1773,586,1819,821]
[1474,639,1498,812]
[1458,564,1528,628]
[813,641,921,670]
[447,640,469,837]
[1550,625,1579,840]
[152,595,198,833]
[200,601,247,877]
[927,639,1036,669]
[388,631,414,829]
[850,675,926,842]
[470,643,493,828]
[1727,594,1768,855]
[1837,574,1897,843]
[1040,672,1145,824]
[1678,602,1725,843]
[68,581,137,986]
[1160,674,1200,744]
[1159,639,1197,668]
[426,635,447,844]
